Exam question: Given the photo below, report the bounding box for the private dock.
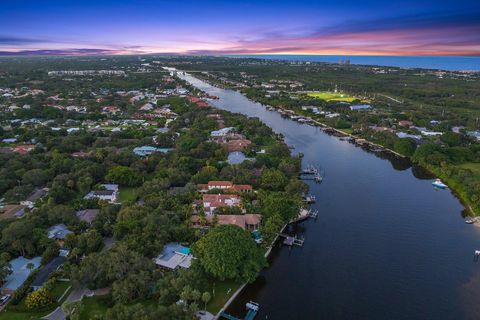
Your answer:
[291,208,318,223]
[280,234,305,246]
[302,193,316,203]
[300,165,324,183]
[220,302,259,320]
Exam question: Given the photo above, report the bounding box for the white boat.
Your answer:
[432,179,447,189]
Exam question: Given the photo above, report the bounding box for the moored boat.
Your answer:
[432,179,447,189]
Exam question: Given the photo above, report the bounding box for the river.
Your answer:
[179,72,480,320]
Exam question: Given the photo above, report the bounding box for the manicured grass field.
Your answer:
[206,279,242,314]
[307,91,357,102]
[118,187,138,203]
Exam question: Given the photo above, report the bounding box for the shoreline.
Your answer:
[213,222,290,319]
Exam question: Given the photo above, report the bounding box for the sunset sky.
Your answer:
[1,0,479,56]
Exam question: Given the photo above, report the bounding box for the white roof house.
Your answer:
[154,243,193,270]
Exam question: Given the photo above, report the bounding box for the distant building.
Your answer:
[210,127,234,137]
[350,105,371,111]
[421,130,443,137]
[133,145,171,157]
[398,120,413,127]
[467,131,480,141]
[13,144,35,154]
[67,128,80,134]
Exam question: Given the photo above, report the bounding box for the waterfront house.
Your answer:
[30,257,66,291]
[191,214,261,231]
[201,194,241,215]
[396,132,422,141]
[154,243,193,270]
[1,256,41,295]
[197,181,253,193]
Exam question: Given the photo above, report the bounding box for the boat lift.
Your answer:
[220,302,260,320]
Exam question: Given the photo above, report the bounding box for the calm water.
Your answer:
[179,72,480,320]
[228,55,480,71]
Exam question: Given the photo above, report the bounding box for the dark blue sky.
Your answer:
[1,0,479,55]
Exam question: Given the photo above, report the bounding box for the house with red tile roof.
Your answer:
[13,144,35,154]
[398,120,414,127]
[191,214,261,231]
[201,194,241,215]
[102,106,120,115]
[227,139,252,152]
[197,181,253,193]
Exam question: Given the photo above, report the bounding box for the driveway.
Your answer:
[42,307,66,320]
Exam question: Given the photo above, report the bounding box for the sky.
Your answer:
[0,0,479,56]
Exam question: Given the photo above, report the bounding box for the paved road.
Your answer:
[42,287,89,320]
[42,307,66,320]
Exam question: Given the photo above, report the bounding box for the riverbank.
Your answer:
[213,219,298,319]
[188,72,479,217]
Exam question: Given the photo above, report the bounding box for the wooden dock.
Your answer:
[291,208,318,223]
[279,233,305,247]
[220,302,259,320]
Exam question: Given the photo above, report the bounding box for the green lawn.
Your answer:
[118,187,138,203]
[339,128,353,134]
[205,279,242,314]
[0,281,71,320]
[77,296,110,320]
[459,163,480,176]
[51,281,71,302]
[307,91,358,102]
